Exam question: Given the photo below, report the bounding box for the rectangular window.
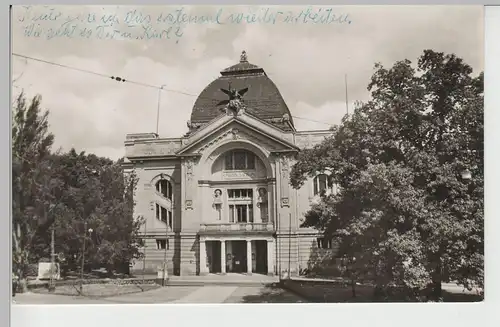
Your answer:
[229,205,235,223]
[228,189,252,199]
[237,204,247,223]
[224,150,256,170]
[314,174,329,195]
[168,210,173,229]
[317,238,332,249]
[248,205,253,223]
[156,239,167,250]
[155,204,160,219]
[161,207,168,222]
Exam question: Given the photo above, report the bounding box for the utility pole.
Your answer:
[49,227,55,292]
[156,85,166,135]
[46,201,59,293]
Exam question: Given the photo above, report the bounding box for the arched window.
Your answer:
[224,150,255,170]
[155,204,173,230]
[156,179,173,200]
[313,174,328,195]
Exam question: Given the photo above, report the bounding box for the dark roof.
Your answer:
[189,51,294,132]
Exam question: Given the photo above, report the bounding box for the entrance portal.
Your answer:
[203,239,271,275]
[227,240,247,273]
[207,241,221,273]
[254,240,268,274]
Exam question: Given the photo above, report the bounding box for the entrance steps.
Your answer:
[166,273,279,287]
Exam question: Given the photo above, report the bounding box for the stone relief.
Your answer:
[276,153,296,175]
[197,126,280,157]
[198,128,237,154]
[185,157,198,181]
[281,156,290,172]
[280,197,290,208]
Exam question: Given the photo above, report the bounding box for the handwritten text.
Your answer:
[16,6,352,41]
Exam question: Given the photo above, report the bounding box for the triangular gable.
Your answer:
[176,111,299,156]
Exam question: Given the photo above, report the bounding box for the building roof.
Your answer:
[189,51,295,133]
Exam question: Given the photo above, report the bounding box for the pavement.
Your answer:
[14,273,478,305]
[12,284,307,304]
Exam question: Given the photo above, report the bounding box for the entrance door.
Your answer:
[229,241,247,273]
[255,240,268,274]
[209,241,221,273]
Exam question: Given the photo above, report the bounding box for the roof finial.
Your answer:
[240,50,248,63]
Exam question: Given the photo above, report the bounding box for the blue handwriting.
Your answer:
[16,6,352,41]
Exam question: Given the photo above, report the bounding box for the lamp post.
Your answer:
[78,165,102,294]
[47,203,61,293]
[79,222,93,295]
[156,84,167,135]
[49,227,56,292]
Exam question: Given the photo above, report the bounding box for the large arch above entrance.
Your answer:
[198,139,274,181]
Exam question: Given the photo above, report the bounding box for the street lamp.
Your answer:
[78,165,104,294]
[48,227,56,292]
[47,203,62,293]
[79,222,93,295]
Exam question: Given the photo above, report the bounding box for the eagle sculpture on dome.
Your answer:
[218,82,249,115]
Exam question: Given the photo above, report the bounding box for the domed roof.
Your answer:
[189,51,295,133]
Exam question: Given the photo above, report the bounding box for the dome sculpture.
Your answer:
[187,51,295,134]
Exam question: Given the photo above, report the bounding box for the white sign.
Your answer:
[37,262,61,280]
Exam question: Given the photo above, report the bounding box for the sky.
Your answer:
[11,5,484,161]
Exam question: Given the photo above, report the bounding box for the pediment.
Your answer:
[176,113,299,156]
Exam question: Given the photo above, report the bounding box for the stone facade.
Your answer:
[123,53,338,277]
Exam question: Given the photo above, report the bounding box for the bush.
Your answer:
[26,264,38,277]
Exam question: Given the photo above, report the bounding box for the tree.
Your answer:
[48,150,144,275]
[290,50,483,301]
[12,92,58,291]
[12,92,145,290]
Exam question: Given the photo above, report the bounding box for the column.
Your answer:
[221,240,226,274]
[267,239,274,276]
[199,239,208,275]
[247,240,252,274]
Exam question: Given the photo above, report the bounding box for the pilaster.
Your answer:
[221,240,226,274]
[199,239,208,275]
[267,239,274,276]
[246,240,252,274]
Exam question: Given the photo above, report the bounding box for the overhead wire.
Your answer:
[12,52,334,126]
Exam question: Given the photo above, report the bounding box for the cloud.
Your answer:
[11,5,483,160]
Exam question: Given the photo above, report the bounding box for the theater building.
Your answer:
[123,51,336,277]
